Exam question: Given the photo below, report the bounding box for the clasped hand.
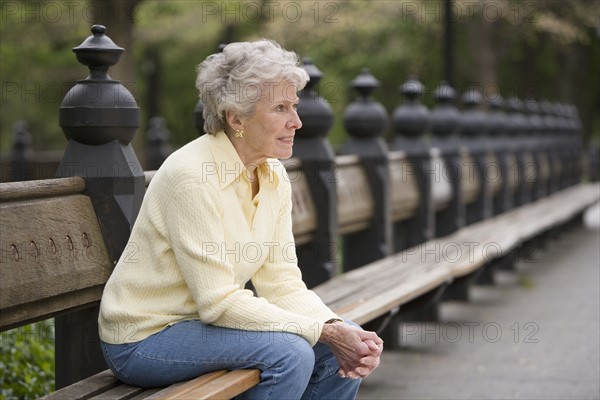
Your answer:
[320,321,383,379]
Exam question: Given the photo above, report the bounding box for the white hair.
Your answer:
[195,39,309,135]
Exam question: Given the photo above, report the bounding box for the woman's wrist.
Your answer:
[319,320,345,344]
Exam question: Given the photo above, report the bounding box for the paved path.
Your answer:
[358,207,600,400]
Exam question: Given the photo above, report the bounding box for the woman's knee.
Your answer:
[236,333,316,399]
[270,333,315,372]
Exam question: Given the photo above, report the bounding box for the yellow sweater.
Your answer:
[98,131,339,346]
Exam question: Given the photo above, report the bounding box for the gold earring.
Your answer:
[235,129,244,138]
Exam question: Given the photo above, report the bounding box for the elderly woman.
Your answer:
[98,39,382,399]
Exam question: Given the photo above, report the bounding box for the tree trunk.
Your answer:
[558,43,591,147]
[89,1,145,159]
[465,1,498,96]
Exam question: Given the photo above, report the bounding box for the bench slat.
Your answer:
[0,177,86,202]
[504,153,519,193]
[39,370,119,400]
[342,266,451,325]
[487,153,503,197]
[535,152,551,188]
[431,153,453,211]
[89,383,145,400]
[521,152,537,187]
[314,257,398,304]
[389,157,420,221]
[128,388,164,400]
[460,151,480,204]
[314,250,449,323]
[179,370,261,400]
[143,370,228,399]
[337,161,374,235]
[290,172,317,246]
[3,287,104,332]
[0,194,112,331]
[144,369,261,400]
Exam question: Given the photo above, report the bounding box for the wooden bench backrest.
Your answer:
[549,152,562,181]
[389,151,420,221]
[486,153,504,197]
[430,150,453,211]
[460,151,480,204]
[521,151,537,187]
[335,155,375,235]
[285,160,318,246]
[0,178,112,331]
[504,152,519,193]
[537,152,552,185]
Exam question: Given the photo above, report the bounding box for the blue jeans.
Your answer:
[101,320,361,400]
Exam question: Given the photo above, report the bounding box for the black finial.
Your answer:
[351,68,380,99]
[60,25,139,145]
[400,75,424,100]
[434,81,456,103]
[344,69,388,138]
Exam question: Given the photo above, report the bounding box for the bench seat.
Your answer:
[318,183,599,327]
[39,369,261,400]
[439,182,599,278]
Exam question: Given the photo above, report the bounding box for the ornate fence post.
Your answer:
[556,103,570,188]
[487,95,513,214]
[586,145,600,182]
[460,88,492,224]
[430,81,463,236]
[565,103,583,187]
[390,76,433,250]
[539,100,560,194]
[54,25,145,388]
[339,68,391,270]
[524,99,547,200]
[482,94,523,273]
[506,97,531,206]
[9,121,32,182]
[145,116,172,170]
[294,58,338,288]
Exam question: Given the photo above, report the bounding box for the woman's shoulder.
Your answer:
[150,136,217,191]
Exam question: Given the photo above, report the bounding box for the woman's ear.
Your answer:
[225,110,244,132]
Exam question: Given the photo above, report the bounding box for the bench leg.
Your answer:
[443,273,477,302]
[362,307,400,337]
[378,283,450,349]
[367,313,401,351]
[475,261,497,286]
[496,250,516,271]
[55,306,107,389]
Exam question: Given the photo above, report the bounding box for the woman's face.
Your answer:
[237,79,302,164]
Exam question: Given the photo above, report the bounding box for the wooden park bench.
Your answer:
[3,148,597,399]
[3,20,597,400]
[0,176,261,400]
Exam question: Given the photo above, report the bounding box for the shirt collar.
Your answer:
[208,131,280,189]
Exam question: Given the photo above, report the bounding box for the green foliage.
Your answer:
[0,320,55,400]
[1,0,598,154]
[0,7,90,151]
[132,0,448,147]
